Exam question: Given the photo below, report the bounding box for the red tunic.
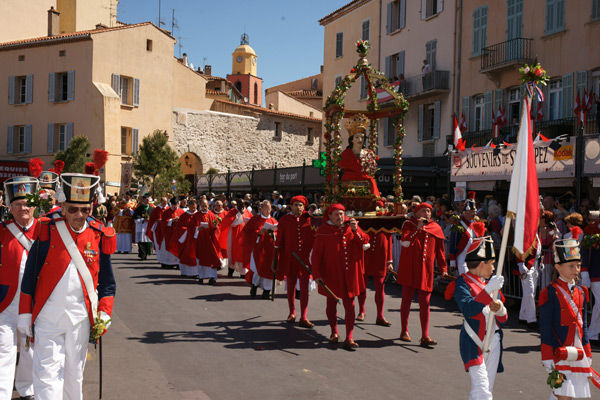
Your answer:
[217,209,248,265]
[398,217,447,292]
[146,204,165,242]
[192,210,222,268]
[0,219,38,313]
[213,210,227,257]
[364,231,393,277]
[243,214,278,279]
[311,222,369,299]
[339,148,381,197]
[274,212,314,279]
[167,211,195,261]
[160,207,185,250]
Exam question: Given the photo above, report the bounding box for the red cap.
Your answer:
[290,195,308,207]
[323,203,345,223]
[413,202,432,214]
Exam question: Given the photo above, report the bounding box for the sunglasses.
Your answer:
[67,206,91,215]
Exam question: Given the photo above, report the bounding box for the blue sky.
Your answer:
[117,0,349,92]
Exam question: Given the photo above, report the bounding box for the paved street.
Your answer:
[72,247,599,399]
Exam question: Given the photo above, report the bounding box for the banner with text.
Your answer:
[450,136,576,182]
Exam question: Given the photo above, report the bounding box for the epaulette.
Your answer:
[87,217,116,237]
[39,217,52,225]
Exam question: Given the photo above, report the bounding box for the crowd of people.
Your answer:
[1,168,599,399]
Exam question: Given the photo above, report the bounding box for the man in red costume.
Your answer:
[357,229,394,326]
[311,204,370,351]
[398,202,448,348]
[147,196,167,252]
[213,200,228,269]
[274,195,315,328]
[157,197,185,269]
[0,176,38,400]
[192,199,222,285]
[243,200,278,299]
[218,200,252,279]
[168,199,199,278]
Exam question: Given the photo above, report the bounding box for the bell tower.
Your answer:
[227,33,263,106]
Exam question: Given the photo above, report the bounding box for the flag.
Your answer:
[507,95,540,258]
[460,112,467,133]
[536,101,544,121]
[585,89,593,113]
[453,115,466,151]
[574,91,586,126]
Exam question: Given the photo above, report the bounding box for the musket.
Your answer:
[271,247,279,301]
[292,251,340,304]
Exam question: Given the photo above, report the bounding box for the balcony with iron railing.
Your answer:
[462,116,599,148]
[397,70,450,100]
[480,38,534,73]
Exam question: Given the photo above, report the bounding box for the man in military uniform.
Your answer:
[18,173,116,400]
[0,176,39,400]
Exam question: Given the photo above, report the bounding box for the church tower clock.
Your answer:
[227,33,263,106]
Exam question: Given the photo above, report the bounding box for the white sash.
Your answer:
[6,222,33,251]
[55,220,98,316]
[463,273,497,349]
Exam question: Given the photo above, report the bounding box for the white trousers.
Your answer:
[0,312,34,399]
[198,265,217,279]
[519,266,539,323]
[588,281,600,340]
[33,316,90,400]
[468,332,500,400]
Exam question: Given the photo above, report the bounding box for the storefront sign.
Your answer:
[277,167,302,186]
[0,161,29,182]
[451,137,576,182]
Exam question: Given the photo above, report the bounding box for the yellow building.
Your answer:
[0,20,211,193]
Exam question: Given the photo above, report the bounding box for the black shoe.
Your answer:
[262,290,271,299]
[208,278,216,285]
[250,285,258,298]
[228,268,234,278]
[160,264,168,269]
[198,279,204,285]
[141,255,147,260]
[518,319,527,325]
[240,274,246,279]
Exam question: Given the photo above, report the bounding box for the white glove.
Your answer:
[484,275,505,294]
[100,311,112,330]
[17,314,33,337]
[362,243,371,251]
[541,359,555,373]
[580,271,592,288]
[495,302,507,317]
[518,262,528,276]
[449,260,457,269]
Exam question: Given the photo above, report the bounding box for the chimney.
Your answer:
[182,53,188,67]
[48,7,60,37]
[320,65,324,73]
[204,65,212,76]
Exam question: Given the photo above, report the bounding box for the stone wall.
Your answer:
[172,108,321,173]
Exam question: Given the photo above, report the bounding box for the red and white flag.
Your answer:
[536,101,544,121]
[507,95,540,258]
[574,91,587,126]
[453,115,466,151]
[460,112,467,133]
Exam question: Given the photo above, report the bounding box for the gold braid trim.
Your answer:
[506,211,516,219]
[511,235,538,261]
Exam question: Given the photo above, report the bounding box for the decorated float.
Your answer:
[314,40,409,233]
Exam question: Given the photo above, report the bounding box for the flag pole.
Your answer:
[482,215,512,361]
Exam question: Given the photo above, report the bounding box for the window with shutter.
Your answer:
[133,78,140,107]
[48,72,55,102]
[433,101,441,139]
[593,0,600,20]
[67,70,75,101]
[484,91,493,129]
[545,0,565,34]
[335,32,343,58]
[25,75,33,104]
[8,76,16,105]
[462,96,470,132]
[362,19,370,41]
[418,104,424,141]
[560,74,572,119]
[576,71,588,97]
[472,6,488,56]
[132,128,139,155]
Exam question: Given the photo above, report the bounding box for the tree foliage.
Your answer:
[54,135,91,173]
[133,130,190,197]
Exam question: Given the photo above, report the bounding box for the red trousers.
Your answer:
[326,296,356,341]
[286,274,310,321]
[357,275,386,320]
[400,286,432,338]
